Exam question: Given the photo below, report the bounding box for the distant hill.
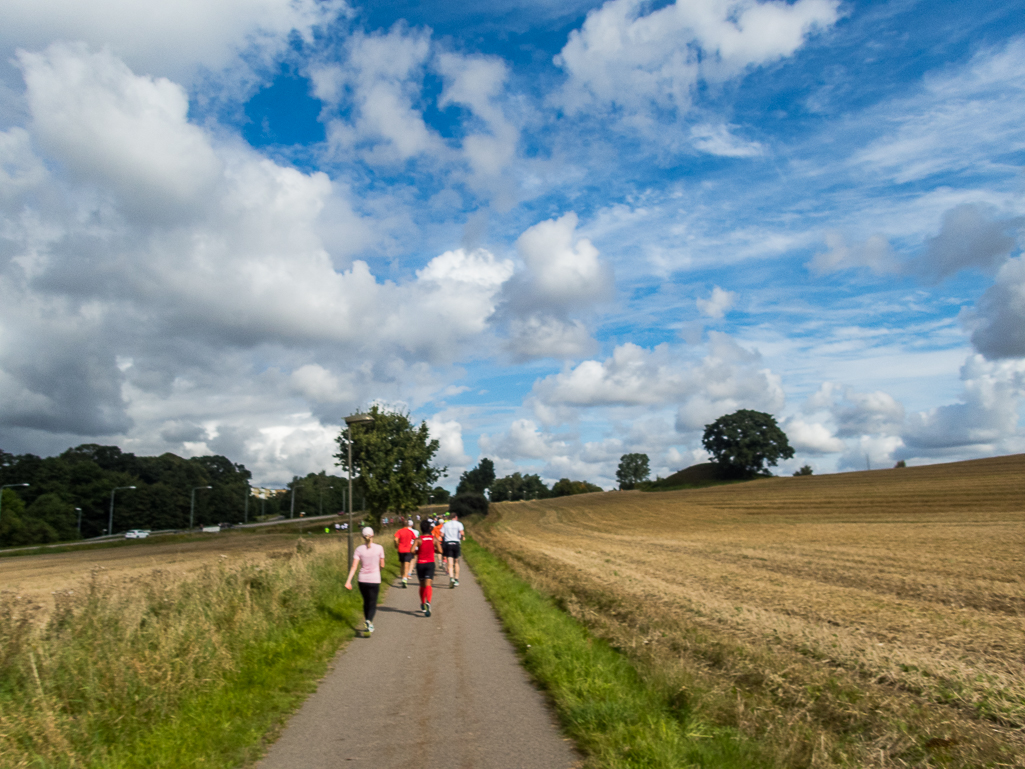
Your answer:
[642,462,729,490]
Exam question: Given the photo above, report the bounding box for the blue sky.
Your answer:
[1,0,1023,487]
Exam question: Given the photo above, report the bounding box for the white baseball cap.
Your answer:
[361,526,374,537]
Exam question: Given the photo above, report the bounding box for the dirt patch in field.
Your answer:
[0,532,314,611]
[474,454,1025,769]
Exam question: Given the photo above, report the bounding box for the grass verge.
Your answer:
[463,536,773,769]
[0,537,398,769]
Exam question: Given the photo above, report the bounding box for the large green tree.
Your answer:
[456,458,495,496]
[616,453,650,490]
[335,405,444,522]
[701,409,794,479]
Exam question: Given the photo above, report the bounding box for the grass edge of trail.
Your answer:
[463,536,772,769]
[93,543,400,769]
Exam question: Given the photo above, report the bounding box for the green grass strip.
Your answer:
[464,537,772,769]
[88,550,399,769]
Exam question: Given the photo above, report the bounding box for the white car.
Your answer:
[125,529,149,539]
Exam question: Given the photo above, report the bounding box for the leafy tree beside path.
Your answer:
[335,405,444,524]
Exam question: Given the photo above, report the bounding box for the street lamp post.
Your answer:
[344,413,374,565]
[75,507,82,534]
[0,483,30,532]
[320,484,333,516]
[108,485,136,536]
[190,485,212,529]
[290,482,297,519]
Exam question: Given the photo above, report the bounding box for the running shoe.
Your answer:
[365,620,373,634]
[424,602,431,617]
[452,578,458,587]
[401,577,407,588]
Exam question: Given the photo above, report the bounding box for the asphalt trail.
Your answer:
[257,563,580,769]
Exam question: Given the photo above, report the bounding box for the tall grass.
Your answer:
[0,538,391,768]
[464,537,772,769]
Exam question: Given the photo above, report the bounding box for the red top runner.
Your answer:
[395,527,416,553]
[416,533,436,563]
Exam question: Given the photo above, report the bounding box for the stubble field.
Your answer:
[473,454,1025,768]
[0,528,340,616]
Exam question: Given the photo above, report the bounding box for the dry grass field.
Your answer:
[0,530,372,768]
[474,454,1025,768]
[0,530,327,615]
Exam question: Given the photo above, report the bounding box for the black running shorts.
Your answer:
[398,552,415,563]
[415,562,436,581]
[442,541,461,559]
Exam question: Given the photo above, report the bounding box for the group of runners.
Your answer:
[344,511,465,635]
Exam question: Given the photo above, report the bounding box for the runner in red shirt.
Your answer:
[394,519,417,587]
[414,518,440,616]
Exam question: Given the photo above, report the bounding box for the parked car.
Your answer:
[125,529,149,539]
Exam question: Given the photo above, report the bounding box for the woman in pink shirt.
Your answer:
[345,526,386,635]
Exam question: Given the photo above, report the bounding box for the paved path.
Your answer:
[257,563,580,769]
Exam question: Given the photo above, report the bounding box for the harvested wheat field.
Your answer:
[474,454,1025,769]
[0,530,318,615]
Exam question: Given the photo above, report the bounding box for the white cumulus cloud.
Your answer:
[510,212,613,312]
[525,333,785,432]
[1,0,347,84]
[555,0,839,116]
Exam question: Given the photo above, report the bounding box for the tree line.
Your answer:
[1,407,798,547]
[0,445,253,546]
[451,457,602,506]
[0,406,452,547]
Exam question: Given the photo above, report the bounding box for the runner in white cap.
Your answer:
[344,526,385,635]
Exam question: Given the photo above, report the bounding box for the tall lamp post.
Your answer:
[0,483,30,532]
[108,485,136,536]
[190,485,212,529]
[75,507,82,534]
[320,484,333,516]
[344,413,374,565]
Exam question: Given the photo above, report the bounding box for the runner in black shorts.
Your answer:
[440,512,465,587]
[394,519,417,587]
[414,519,439,616]
[442,540,461,559]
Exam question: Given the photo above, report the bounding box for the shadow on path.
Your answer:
[258,562,580,769]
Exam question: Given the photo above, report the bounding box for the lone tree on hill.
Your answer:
[616,453,650,489]
[335,405,444,523]
[702,409,794,479]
